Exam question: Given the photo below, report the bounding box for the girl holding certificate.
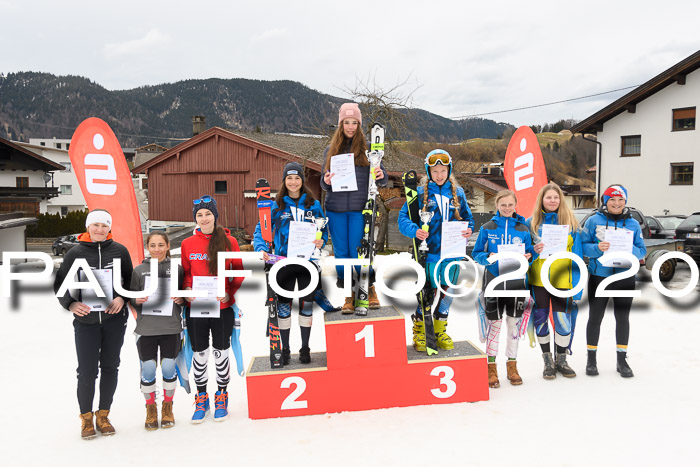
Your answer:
[130,232,184,430]
[53,209,133,440]
[254,162,329,365]
[580,185,646,378]
[398,150,474,352]
[320,103,388,312]
[527,183,582,380]
[181,196,244,423]
[473,190,534,388]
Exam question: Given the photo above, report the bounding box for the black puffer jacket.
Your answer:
[320,142,388,212]
[54,233,133,324]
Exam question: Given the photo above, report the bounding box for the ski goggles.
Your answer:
[193,195,213,205]
[425,150,452,167]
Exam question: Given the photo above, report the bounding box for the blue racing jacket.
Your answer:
[397,180,474,263]
[253,194,329,257]
[472,212,535,277]
[580,207,646,278]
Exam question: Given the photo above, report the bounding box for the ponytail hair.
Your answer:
[207,225,232,275]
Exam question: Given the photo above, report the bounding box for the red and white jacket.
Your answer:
[180,228,244,308]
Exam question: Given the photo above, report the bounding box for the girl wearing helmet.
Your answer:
[398,149,474,351]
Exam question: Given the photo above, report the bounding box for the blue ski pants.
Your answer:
[327,210,374,282]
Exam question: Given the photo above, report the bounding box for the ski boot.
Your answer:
[282,348,291,366]
[617,352,634,378]
[586,351,599,376]
[95,409,115,436]
[145,403,158,431]
[191,392,209,424]
[411,315,426,352]
[506,360,523,385]
[433,318,454,350]
[213,390,228,422]
[79,412,96,440]
[161,401,175,428]
[487,363,500,388]
[542,352,556,380]
[556,353,576,378]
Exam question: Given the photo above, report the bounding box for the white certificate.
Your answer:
[287,221,317,260]
[141,276,173,316]
[189,276,220,318]
[599,228,634,267]
[330,153,358,192]
[441,221,468,259]
[497,243,526,277]
[539,224,569,259]
[80,269,114,312]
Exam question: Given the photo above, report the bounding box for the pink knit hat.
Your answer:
[338,102,362,126]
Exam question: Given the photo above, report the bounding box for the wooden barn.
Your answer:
[131,127,325,237]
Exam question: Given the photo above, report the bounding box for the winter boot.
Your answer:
[79,412,96,440]
[487,363,500,388]
[144,403,158,431]
[368,285,380,309]
[341,294,355,314]
[213,390,228,421]
[161,401,175,428]
[412,316,426,352]
[433,318,454,350]
[191,392,209,424]
[282,348,291,366]
[586,350,599,376]
[556,353,577,378]
[506,360,523,385]
[299,346,311,364]
[542,352,556,380]
[95,409,115,436]
[617,352,634,378]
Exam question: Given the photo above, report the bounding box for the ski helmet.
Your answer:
[424,149,452,181]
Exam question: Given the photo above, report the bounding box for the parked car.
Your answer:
[52,234,80,256]
[645,215,687,239]
[676,212,700,261]
[575,207,651,239]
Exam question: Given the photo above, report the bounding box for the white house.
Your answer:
[28,137,72,151]
[571,50,700,215]
[16,142,87,215]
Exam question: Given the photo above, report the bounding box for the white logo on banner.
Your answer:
[513,138,534,191]
[84,134,117,195]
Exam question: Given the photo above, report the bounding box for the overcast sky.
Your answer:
[1,0,698,128]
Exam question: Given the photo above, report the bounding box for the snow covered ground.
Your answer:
[1,255,699,466]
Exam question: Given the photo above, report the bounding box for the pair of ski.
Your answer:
[255,179,284,368]
[354,123,385,316]
[403,170,439,356]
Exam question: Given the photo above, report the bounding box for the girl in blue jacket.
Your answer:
[580,185,646,378]
[527,183,582,380]
[398,150,474,351]
[254,162,329,365]
[473,190,534,388]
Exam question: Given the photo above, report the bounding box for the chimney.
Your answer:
[192,116,206,136]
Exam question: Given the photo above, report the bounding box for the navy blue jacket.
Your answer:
[320,143,388,212]
[253,194,329,257]
[472,212,535,277]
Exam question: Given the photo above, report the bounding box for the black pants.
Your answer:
[586,274,635,348]
[275,264,320,304]
[186,307,234,352]
[136,334,180,361]
[532,285,570,313]
[73,312,128,414]
[483,270,528,321]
